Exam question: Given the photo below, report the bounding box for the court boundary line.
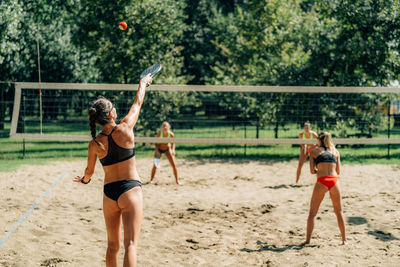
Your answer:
[373,173,400,184]
[0,171,69,248]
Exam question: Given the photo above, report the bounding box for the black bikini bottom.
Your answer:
[157,148,169,154]
[103,180,142,201]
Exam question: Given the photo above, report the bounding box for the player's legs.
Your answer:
[150,165,157,183]
[118,187,143,267]
[103,196,122,267]
[305,182,328,244]
[296,149,308,183]
[329,183,347,244]
[165,150,179,184]
[150,150,162,183]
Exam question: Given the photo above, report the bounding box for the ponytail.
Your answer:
[318,131,335,151]
[88,107,100,146]
[88,97,113,147]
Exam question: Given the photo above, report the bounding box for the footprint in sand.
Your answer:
[40,258,69,267]
[260,204,276,214]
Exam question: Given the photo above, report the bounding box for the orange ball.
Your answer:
[119,21,127,30]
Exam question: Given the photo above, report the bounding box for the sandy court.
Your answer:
[0,158,400,266]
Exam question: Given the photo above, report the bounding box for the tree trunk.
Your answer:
[0,88,4,130]
[394,115,400,127]
[274,120,278,139]
[256,117,260,139]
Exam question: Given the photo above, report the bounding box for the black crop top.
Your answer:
[99,126,135,166]
[315,147,337,165]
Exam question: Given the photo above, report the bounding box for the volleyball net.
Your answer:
[10,82,400,145]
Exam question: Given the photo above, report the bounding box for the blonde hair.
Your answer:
[161,121,171,130]
[318,131,335,151]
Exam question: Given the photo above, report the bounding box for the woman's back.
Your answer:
[306,131,346,245]
[312,147,339,177]
[96,123,139,184]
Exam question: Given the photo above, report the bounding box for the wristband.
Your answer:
[81,176,91,184]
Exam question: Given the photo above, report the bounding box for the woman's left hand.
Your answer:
[73,175,91,184]
[73,175,84,183]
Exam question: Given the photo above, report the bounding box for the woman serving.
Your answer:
[73,74,152,266]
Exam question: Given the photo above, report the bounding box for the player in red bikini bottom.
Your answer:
[306,131,347,245]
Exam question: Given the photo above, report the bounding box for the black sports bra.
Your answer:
[315,147,337,165]
[99,126,135,166]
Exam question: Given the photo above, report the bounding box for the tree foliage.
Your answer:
[1,0,399,136]
[302,0,400,86]
[73,0,188,84]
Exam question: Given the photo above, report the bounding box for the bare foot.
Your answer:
[341,240,348,245]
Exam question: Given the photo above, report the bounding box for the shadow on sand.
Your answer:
[240,241,318,253]
[368,230,400,242]
[347,216,368,225]
[264,184,311,189]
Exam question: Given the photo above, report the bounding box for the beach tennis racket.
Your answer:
[140,63,162,79]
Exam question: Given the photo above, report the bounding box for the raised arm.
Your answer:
[121,74,152,129]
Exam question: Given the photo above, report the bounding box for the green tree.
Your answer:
[73,0,188,84]
[182,0,244,84]
[0,0,96,128]
[0,0,98,83]
[200,0,311,136]
[302,0,400,86]
[208,0,311,86]
[72,0,193,135]
[299,0,400,134]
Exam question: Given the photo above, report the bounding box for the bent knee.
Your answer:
[124,239,138,250]
[308,211,318,219]
[107,241,120,252]
[333,208,343,215]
